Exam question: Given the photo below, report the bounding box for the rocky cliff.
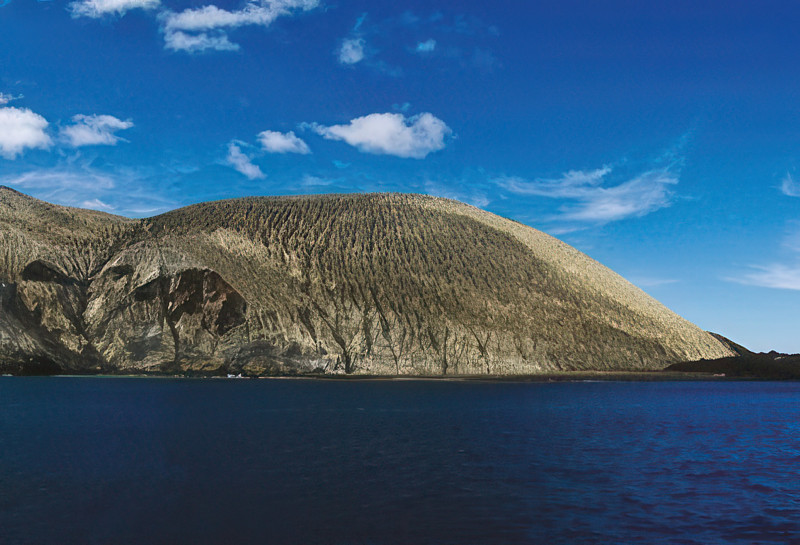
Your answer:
[0,186,734,375]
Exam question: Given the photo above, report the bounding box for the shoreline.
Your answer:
[0,371,779,382]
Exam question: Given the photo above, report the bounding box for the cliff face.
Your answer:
[0,187,735,375]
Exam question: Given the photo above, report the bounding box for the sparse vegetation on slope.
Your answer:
[0,188,734,376]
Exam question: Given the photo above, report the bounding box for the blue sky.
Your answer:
[2,0,800,352]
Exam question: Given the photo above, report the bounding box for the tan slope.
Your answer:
[421,196,733,363]
[0,186,132,282]
[0,189,734,375]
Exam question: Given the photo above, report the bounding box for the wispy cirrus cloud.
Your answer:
[69,0,160,18]
[424,180,489,208]
[160,0,319,53]
[560,170,678,222]
[497,166,678,226]
[729,219,800,291]
[2,167,115,194]
[782,221,800,253]
[258,130,310,154]
[0,106,52,159]
[301,174,334,188]
[0,166,176,217]
[499,167,611,198]
[226,141,265,179]
[735,264,800,291]
[61,114,133,147]
[81,198,117,212]
[781,172,800,197]
[311,112,451,159]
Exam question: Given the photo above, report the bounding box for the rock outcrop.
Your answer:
[0,186,735,375]
[667,345,800,379]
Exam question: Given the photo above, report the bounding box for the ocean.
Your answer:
[2,377,799,544]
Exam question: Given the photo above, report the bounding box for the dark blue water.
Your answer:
[2,378,800,544]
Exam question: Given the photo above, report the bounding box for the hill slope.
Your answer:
[0,187,734,375]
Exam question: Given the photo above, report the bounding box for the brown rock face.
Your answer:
[87,264,247,374]
[0,187,735,375]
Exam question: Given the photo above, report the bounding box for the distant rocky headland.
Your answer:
[667,334,800,379]
[0,186,735,376]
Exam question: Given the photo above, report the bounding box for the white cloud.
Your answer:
[161,0,319,52]
[498,167,677,224]
[0,107,52,159]
[226,142,265,179]
[415,39,436,53]
[164,30,239,52]
[61,114,133,147]
[164,3,275,31]
[781,172,800,197]
[338,38,365,64]
[312,112,451,159]
[69,0,160,18]
[257,130,310,154]
[735,264,800,291]
[0,93,22,106]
